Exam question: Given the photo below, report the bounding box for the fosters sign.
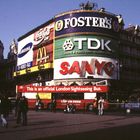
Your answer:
[55,11,120,37]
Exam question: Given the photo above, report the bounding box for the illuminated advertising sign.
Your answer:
[17,85,109,93]
[33,44,53,66]
[54,11,119,80]
[17,34,34,70]
[54,35,118,59]
[54,57,118,80]
[34,23,54,46]
[55,11,120,37]
[17,22,54,71]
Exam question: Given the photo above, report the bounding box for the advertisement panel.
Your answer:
[33,44,53,66]
[55,11,120,37]
[54,35,118,59]
[17,34,34,71]
[33,23,54,46]
[17,22,54,71]
[17,85,109,93]
[54,57,118,80]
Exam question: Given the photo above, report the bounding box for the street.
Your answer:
[0,110,140,140]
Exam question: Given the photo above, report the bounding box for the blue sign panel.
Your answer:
[55,11,120,37]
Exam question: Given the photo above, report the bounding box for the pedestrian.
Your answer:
[0,95,9,128]
[51,98,56,112]
[35,99,44,111]
[64,103,70,113]
[35,99,40,111]
[15,94,21,117]
[35,93,41,111]
[98,96,104,115]
[16,96,28,126]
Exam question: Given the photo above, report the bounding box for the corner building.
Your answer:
[53,9,122,102]
[14,6,140,109]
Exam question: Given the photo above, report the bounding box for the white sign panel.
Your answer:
[17,34,34,70]
[84,93,96,99]
[54,57,118,80]
[22,92,37,99]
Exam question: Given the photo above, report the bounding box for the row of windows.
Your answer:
[120,45,140,57]
[52,93,84,100]
[120,34,140,45]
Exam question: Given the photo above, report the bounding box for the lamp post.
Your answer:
[115,60,120,80]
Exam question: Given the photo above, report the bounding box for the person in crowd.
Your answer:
[64,103,76,113]
[16,96,28,126]
[35,99,44,111]
[98,96,104,115]
[93,98,98,114]
[64,103,70,113]
[51,98,56,112]
[35,93,44,111]
[15,94,21,117]
[0,95,9,128]
[35,99,40,111]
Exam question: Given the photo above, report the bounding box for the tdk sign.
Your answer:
[63,38,111,52]
[18,42,33,58]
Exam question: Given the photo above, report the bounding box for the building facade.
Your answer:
[13,4,140,102]
[0,40,17,96]
[0,40,4,60]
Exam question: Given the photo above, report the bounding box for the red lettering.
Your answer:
[95,60,106,75]
[59,59,115,78]
[59,62,69,75]
[69,61,81,74]
[104,62,115,76]
[80,61,94,77]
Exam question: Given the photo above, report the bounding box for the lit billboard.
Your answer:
[33,44,53,66]
[17,22,54,71]
[54,10,120,80]
[54,35,118,59]
[55,11,120,37]
[33,23,54,47]
[54,56,118,80]
[17,34,34,71]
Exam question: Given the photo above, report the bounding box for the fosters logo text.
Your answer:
[55,16,112,31]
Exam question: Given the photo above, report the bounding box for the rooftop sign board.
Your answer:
[55,10,120,38]
[17,23,54,71]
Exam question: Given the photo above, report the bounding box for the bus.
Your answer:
[17,84,109,111]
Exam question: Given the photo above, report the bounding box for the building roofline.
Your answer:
[18,18,54,41]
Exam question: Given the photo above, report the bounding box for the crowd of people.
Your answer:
[0,94,28,128]
[0,95,10,127]
[0,93,105,128]
[15,95,28,126]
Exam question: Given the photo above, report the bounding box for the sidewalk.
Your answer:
[0,110,140,140]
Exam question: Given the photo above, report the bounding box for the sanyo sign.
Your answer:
[63,37,111,52]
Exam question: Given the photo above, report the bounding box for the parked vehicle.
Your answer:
[122,101,140,113]
[121,93,140,113]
